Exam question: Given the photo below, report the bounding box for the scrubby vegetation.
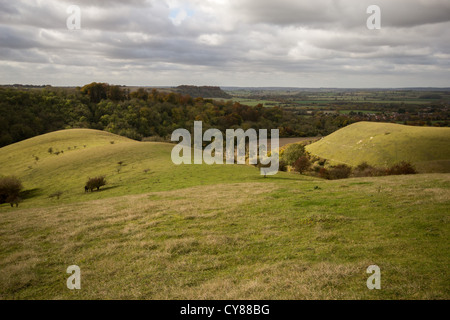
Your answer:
[386,161,417,175]
[305,122,450,173]
[85,176,107,192]
[293,156,311,174]
[281,143,307,166]
[0,176,23,207]
[280,140,419,180]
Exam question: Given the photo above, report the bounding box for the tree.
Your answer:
[282,143,306,166]
[85,176,107,192]
[293,156,311,174]
[0,176,23,207]
[108,85,125,102]
[80,82,109,103]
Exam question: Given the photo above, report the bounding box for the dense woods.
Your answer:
[0,83,353,147]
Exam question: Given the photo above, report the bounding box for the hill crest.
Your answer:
[305,121,450,173]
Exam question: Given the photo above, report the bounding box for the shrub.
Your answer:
[356,162,371,171]
[387,161,417,175]
[318,168,329,179]
[0,176,23,206]
[328,164,352,180]
[85,176,107,191]
[281,143,306,166]
[293,156,311,174]
[278,160,288,172]
[353,162,385,177]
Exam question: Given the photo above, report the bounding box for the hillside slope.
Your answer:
[0,128,449,300]
[0,129,299,209]
[1,173,448,299]
[305,122,450,172]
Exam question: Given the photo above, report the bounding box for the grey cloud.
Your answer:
[231,0,450,28]
[0,0,449,87]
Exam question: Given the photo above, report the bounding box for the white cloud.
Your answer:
[197,33,223,46]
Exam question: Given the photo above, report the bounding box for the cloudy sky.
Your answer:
[1,0,449,87]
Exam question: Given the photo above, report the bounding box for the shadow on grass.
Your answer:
[20,188,42,200]
[84,185,120,193]
[261,175,315,182]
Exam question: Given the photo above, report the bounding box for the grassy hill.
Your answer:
[0,129,294,209]
[305,122,450,172]
[0,129,449,299]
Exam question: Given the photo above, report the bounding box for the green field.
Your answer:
[216,98,279,107]
[0,128,449,299]
[224,88,450,111]
[340,110,381,115]
[306,122,450,173]
[0,129,271,208]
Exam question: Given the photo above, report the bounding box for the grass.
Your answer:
[0,129,132,176]
[305,122,450,173]
[1,175,448,299]
[0,128,449,299]
[0,129,285,209]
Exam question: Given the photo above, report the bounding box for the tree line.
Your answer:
[0,83,355,147]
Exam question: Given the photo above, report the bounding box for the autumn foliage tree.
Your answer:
[293,156,311,174]
[80,82,109,103]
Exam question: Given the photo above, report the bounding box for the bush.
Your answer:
[293,156,311,174]
[318,168,329,179]
[353,162,385,177]
[278,160,288,172]
[386,161,417,175]
[85,176,107,191]
[281,143,305,166]
[328,164,352,180]
[0,176,23,206]
[356,162,371,171]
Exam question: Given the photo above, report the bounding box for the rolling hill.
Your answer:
[0,129,284,208]
[305,122,450,172]
[0,128,449,299]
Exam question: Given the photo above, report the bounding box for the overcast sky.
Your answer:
[1,0,449,88]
